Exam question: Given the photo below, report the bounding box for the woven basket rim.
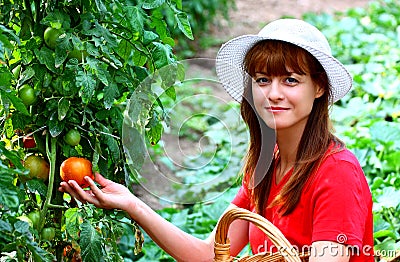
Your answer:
[213,207,309,262]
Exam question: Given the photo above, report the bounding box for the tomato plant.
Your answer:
[64,129,81,146]
[0,0,194,260]
[60,157,94,188]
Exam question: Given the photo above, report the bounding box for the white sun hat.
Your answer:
[215,18,352,103]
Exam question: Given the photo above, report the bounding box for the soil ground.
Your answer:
[133,0,373,210]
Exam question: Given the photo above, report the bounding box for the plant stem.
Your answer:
[38,134,57,232]
[23,0,34,23]
[47,203,66,209]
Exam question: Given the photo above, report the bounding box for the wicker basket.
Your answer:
[214,207,310,262]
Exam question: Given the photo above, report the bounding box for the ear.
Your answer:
[315,85,325,99]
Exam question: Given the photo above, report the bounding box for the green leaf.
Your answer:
[89,59,109,86]
[34,47,58,73]
[177,62,185,82]
[48,112,65,137]
[142,0,165,9]
[143,30,159,45]
[58,97,70,121]
[103,132,120,161]
[116,39,134,62]
[0,187,19,209]
[0,142,25,169]
[103,82,119,109]
[26,179,48,197]
[175,12,194,40]
[65,208,82,240]
[55,34,70,67]
[150,16,168,40]
[370,121,400,146]
[2,90,30,116]
[76,70,96,104]
[152,42,175,68]
[27,239,55,262]
[79,220,104,261]
[132,49,148,67]
[176,0,183,10]
[374,229,397,239]
[126,6,145,36]
[18,67,35,87]
[94,0,107,13]
[0,68,12,88]
[41,10,71,29]
[14,220,30,234]
[0,219,12,233]
[374,187,400,211]
[146,109,164,145]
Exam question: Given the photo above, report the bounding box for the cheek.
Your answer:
[251,85,267,104]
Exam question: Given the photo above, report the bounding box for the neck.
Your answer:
[276,129,302,164]
[275,122,306,179]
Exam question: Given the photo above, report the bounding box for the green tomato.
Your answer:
[27,210,41,230]
[44,27,61,49]
[41,227,56,241]
[67,49,88,62]
[24,155,50,181]
[64,129,81,146]
[19,84,37,106]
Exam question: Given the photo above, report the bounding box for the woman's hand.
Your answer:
[59,173,136,211]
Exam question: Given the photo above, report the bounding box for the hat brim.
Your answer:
[216,35,352,103]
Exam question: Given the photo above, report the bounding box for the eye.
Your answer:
[255,77,270,86]
[285,77,299,85]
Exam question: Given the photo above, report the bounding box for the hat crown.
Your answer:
[258,19,332,55]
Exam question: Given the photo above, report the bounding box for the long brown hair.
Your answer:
[240,40,343,216]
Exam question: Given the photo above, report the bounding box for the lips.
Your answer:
[266,106,289,112]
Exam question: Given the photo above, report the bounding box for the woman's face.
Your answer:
[251,70,323,131]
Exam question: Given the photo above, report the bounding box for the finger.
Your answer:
[59,181,87,204]
[94,173,109,186]
[84,175,104,198]
[69,179,104,205]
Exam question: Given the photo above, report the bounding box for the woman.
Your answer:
[60,19,374,261]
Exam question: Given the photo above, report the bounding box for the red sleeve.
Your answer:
[311,152,372,250]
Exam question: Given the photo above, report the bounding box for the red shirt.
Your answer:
[232,146,374,261]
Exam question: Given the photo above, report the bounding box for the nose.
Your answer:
[268,79,284,102]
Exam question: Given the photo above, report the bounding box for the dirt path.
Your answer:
[200,0,371,58]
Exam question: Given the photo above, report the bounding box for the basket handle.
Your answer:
[214,207,302,262]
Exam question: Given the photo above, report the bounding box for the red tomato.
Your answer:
[60,157,94,188]
[23,136,36,148]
